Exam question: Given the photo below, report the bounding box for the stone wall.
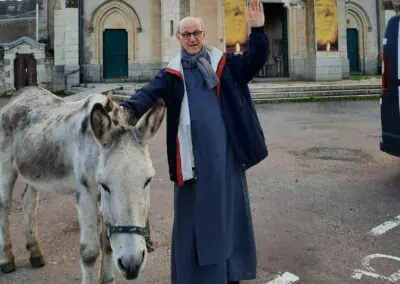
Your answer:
[0,16,36,44]
[39,0,49,41]
[52,65,65,92]
[81,62,162,82]
[82,0,162,82]
[54,9,79,66]
[53,8,79,91]
[180,0,190,20]
[0,61,5,95]
[194,0,218,47]
[161,0,181,64]
[345,0,381,75]
[287,2,307,80]
[47,0,63,52]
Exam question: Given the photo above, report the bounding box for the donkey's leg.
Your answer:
[77,187,100,284]
[0,159,18,273]
[99,220,114,284]
[22,184,45,268]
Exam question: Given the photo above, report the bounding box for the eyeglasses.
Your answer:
[179,30,203,39]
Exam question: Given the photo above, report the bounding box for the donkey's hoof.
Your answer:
[30,256,45,268]
[0,260,16,273]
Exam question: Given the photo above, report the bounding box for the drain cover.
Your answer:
[299,147,369,162]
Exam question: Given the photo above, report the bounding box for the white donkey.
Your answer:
[0,86,165,283]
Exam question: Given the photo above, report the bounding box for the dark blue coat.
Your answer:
[120,27,269,184]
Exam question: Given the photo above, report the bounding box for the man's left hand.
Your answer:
[247,0,265,28]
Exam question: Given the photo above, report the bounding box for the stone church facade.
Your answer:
[0,0,390,94]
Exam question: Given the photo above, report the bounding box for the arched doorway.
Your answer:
[345,2,372,75]
[346,28,360,73]
[14,53,37,90]
[90,0,141,80]
[103,29,128,78]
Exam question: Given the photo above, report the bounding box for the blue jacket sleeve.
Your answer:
[238,27,269,83]
[120,69,170,119]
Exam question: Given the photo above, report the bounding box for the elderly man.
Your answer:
[120,0,269,283]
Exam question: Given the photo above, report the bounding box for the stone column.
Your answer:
[190,0,196,15]
[180,0,190,19]
[161,0,182,65]
[0,62,4,95]
[288,1,307,79]
[39,0,48,41]
[53,8,79,92]
[301,0,316,80]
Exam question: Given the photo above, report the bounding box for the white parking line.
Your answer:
[369,215,400,236]
[351,254,400,282]
[267,272,299,284]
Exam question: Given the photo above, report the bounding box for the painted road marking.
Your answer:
[352,269,389,281]
[267,272,299,284]
[369,215,400,236]
[351,253,400,282]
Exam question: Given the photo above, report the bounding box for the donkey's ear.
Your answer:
[90,103,113,147]
[134,99,165,143]
[104,92,114,113]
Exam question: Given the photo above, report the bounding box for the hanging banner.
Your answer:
[224,0,249,53]
[315,0,338,51]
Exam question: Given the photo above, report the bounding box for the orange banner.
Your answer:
[224,0,249,53]
[315,0,338,51]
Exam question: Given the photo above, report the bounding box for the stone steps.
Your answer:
[111,84,381,101]
[70,83,382,103]
[65,84,122,102]
[251,87,381,99]
[249,84,380,94]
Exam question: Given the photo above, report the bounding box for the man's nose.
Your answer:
[188,35,197,43]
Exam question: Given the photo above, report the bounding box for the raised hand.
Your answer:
[247,0,265,28]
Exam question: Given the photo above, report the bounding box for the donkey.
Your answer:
[0,86,165,283]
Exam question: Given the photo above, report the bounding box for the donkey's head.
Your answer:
[89,97,165,280]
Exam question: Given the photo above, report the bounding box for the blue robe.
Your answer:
[171,64,257,284]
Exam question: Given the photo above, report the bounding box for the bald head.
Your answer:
[176,16,206,55]
[177,17,205,34]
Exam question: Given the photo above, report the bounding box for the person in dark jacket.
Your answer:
[120,1,269,283]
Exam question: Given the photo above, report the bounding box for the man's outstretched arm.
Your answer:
[119,69,170,121]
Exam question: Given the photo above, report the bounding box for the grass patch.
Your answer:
[350,75,381,81]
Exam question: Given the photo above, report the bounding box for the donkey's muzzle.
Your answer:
[118,250,145,279]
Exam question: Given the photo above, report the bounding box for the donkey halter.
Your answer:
[106,223,149,237]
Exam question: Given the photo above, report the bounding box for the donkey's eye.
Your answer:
[101,183,111,193]
[144,177,152,189]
